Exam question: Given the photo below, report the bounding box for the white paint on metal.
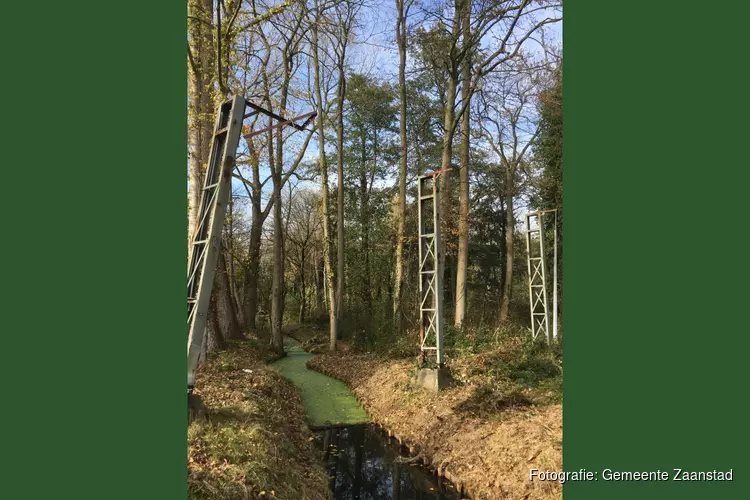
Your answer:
[418,173,446,366]
[525,209,559,344]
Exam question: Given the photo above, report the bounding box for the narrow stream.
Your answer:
[314,424,464,500]
[273,337,464,499]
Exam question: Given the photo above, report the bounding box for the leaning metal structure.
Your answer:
[418,170,449,366]
[525,209,559,344]
[187,96,316,394]
[187,96,245,392]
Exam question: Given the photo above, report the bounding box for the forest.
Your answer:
[188,1,563,499]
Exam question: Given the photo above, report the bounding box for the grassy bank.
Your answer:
[296,324,563,500]
[188,338,330,500]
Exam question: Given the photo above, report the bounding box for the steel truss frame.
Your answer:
[187,96,316,392]
[417,169,450,366]
[525,209,559,344]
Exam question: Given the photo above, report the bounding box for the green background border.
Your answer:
[4,2,186,498]
[564,1,749,498]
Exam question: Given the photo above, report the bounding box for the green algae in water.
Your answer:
[272,337,369,427]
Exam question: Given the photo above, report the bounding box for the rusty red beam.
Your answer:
[421,167,454,178]
[527,209,558,216]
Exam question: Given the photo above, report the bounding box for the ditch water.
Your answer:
[313,424,464,500]
[272,338,465,499]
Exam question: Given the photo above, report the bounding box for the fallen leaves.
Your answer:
[308,347,563,500]
[188,340,329,500]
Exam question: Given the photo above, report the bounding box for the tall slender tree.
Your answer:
[331,0,362,329]
[310,0,339,349]
[393,0,413,331]
[454,0,472,327]
[478,68,540,323]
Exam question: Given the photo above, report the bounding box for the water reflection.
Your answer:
[314,425,463,500]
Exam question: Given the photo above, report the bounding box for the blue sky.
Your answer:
[217,2,563,220]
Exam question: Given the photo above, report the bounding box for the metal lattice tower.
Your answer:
[187,96,246,390]
[418,170,448,366]
[525,209,559,344]
[187,96,317,393]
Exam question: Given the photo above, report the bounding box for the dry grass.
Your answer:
[307,329,563,500]
[188,339,330,500]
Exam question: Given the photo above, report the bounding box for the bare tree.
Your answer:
[236,135,273,331]
[393,0,414,332]
[188,0,227,352]
[454,0,472,327]
[188,0,215,251]
[285,188,324,323]
[216,251,245,339]
[228,0,312,335]
[232,18,275,332]
[330,0,363,328]
[187,0,561,359]
[310,0,339,349]
[189,1,298,349]
[419,0,560,325]
[478,66,540,323]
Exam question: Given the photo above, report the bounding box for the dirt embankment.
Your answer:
[308,351,562,500]
[188,340,329,500]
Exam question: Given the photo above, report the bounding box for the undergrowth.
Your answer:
[292,317,562,419]
[188,340,329,500]
[448,324,563,417]
[353,320,562,414]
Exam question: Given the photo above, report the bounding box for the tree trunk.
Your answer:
[298,249,307,324]
[499,181,514,323]
[437,4,460,326]
[498,196,507,300]
[312,0,338,349]
[265,102,283,352]
[187,59,204,253]
[335,64,346,332]
[227,191,244,326]
[393,0,408,332]
[243,206,263,329]
[188,0,222,365]
[242,25,277,333]
[438,68,457,326]
[360,170,372,312]
[207,293,226,353]
[312,249,321,314]
[187,0,215,257]
[217,251,244,340]
[322,252,330,311]
[269,48,294,354]
[454,0,472,327]
[271,178,284,353]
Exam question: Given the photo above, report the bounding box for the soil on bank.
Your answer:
[302,331,563,500]
[188,338,330,500]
